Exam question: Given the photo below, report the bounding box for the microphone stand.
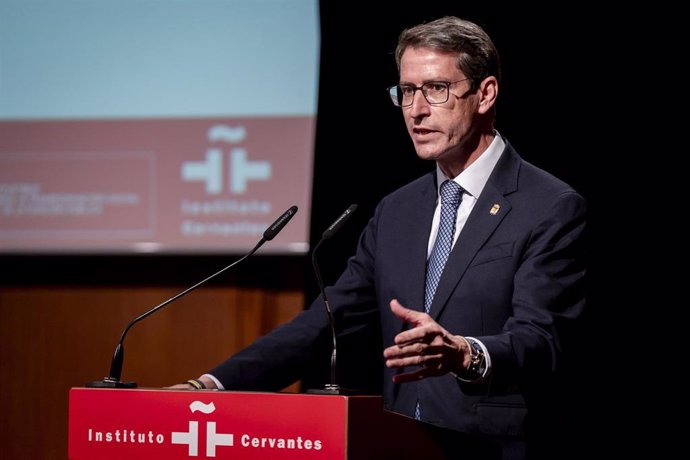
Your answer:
[86,205,298,388]
[307,204,357,395]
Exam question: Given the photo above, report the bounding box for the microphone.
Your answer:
[307,204,357,395]
[86,205,298,388]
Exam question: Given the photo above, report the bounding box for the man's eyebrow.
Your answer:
[397,79,450,86]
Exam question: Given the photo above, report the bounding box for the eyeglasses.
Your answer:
[387,79,470,107]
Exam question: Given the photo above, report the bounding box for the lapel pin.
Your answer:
[489,203,500,215]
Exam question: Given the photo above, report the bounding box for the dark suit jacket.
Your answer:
[210,140,587,447]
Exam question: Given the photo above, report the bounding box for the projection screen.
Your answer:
[0,0,320,254]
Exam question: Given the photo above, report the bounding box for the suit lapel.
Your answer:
[427,144,521,320]
[401,174,438,313]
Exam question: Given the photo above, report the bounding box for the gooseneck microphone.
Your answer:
[308,204,357,395]
[86,205,298,388]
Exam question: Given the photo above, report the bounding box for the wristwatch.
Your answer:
[455,337,486,382]
[466,338,486,378]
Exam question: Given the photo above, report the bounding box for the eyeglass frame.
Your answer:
[387,78,472,107]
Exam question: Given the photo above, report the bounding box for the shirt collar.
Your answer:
[435,131,505,199]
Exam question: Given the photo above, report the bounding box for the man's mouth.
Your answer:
[413,127,436,136]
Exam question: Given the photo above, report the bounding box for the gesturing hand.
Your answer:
[383,299,471,383]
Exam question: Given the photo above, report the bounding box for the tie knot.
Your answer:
[440,180,462,206]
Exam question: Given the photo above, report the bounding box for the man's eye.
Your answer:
[426,83,447,93]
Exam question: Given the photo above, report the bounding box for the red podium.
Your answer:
[68,388,500,459]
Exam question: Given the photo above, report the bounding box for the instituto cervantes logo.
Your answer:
[181,125,272,195]
[171,401,233,456]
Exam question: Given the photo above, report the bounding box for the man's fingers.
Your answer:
[385,298,458,381]
[383,341,444,360]
[389,298,426,325]
[391,318,448,347]
[384,344,444,369]
[385,354,425,369]
[383,341,425,359]
[384,346,427,367]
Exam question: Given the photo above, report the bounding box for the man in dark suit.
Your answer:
[177,16,586,460]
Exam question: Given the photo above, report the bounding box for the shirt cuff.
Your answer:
[202,373,224,390]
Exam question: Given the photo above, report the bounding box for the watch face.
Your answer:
[468,340,486,375]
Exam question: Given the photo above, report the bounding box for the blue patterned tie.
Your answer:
[424,180,463,312]
[415,179,463,420]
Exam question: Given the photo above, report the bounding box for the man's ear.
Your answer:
[477,76,498,115]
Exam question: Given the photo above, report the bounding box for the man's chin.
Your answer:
[414,147,443,161]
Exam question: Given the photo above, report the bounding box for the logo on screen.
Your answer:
[181,125,271,195]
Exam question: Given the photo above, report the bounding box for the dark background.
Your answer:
[1,2,630,457]
[312,4,622,457]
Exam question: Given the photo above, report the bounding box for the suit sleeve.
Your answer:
[208,216,381,392]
